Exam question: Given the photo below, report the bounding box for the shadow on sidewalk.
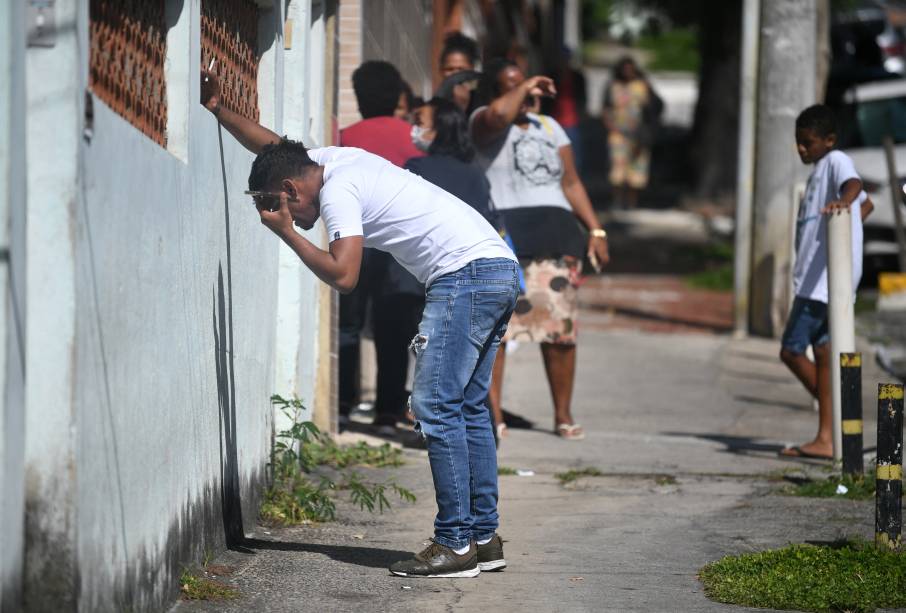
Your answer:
[661,432,785,455]
[241,537,410,569]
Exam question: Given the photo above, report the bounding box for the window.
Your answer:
[89,0,168,146]
[201,0,261,122]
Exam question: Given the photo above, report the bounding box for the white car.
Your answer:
[840,78,906,276]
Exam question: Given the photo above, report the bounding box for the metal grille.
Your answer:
[201,0,260,122]
[89,0,167,147]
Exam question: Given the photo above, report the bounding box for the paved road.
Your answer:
[173,292,895,612]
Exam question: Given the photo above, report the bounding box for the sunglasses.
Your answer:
[244,190,299,212]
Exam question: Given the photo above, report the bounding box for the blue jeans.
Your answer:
[781,296,829,354]
[410,258,519,549]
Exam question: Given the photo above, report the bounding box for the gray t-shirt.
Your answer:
[793,149,864,303]
[472,110,573,212]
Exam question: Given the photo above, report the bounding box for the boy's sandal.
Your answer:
[496,422,509,439]
[556,423,585,441]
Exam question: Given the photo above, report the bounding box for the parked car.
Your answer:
[827,1,906,107]
[838,78,906,280]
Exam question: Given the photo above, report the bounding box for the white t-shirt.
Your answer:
[472,111,573,212]
[793,149,864,303]
[306,147,515,286]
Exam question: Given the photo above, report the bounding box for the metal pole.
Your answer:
[875,383,903,550]
[733,0,760,337]
[840,352,863,475]
[827,208,855,462]
[882,135,906,273]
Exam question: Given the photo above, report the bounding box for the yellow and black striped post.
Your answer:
[840,353,863,475]
[875,383,904,550]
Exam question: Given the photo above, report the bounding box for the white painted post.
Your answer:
[733,0,760,337]
[827,210,855,462]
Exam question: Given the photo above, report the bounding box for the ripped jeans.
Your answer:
[410,257,519,549]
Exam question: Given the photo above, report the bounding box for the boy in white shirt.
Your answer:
[202,71,517,577]
[779,105,873,460]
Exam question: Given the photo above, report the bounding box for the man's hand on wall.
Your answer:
[200,68,221,114]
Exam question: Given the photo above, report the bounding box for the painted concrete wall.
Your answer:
[0,1,26,611]
[18,0,329,610]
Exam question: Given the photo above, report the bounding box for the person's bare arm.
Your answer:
[258,194,363,293]
[822,178,863,215]
[471,76,556,146]
[559,145,610,269]
[861,194,874,221]
[201,69,281,154]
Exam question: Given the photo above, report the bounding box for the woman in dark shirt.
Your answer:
[405,97,494,224]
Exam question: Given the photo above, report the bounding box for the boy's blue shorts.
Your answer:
[781,296,829,355]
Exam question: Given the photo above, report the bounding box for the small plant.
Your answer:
[699,540,906,612]
[777,471,886,501]
[180,570,238,601]
[498,466,518,476]
[262,395,415,525]
[655,474,678,486]
[556,467,604,485]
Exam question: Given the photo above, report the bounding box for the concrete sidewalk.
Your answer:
[172,321,896,612]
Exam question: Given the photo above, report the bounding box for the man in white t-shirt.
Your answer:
[201,70,518,578]
[779,105,874,461]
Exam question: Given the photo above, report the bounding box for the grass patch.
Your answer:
[180,570,238,601]
[685,264,733,291]
[498,466,518,476]
[778,472,891,501]
[678,242,734,291]
[699,540,906,612]
[261,395,415,526]
[556,467,604,485]
[655,474,678,486]
[636,28,700,73]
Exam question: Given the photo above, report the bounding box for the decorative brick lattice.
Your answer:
[89,0,167,146]
[201,0,260,122]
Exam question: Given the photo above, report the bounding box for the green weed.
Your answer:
[556,467,604,484]
[498,466,518,476]
[777,472,892,501]
[262,395,415,526]
[699,540,906,612]
[180,570,238,601]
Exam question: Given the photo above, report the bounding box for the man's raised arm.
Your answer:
[201,69,281,154]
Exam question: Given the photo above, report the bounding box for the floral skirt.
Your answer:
[608,131,650,189]
[504,257,581,345]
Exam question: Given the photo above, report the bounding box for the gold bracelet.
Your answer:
[590,228,607,239]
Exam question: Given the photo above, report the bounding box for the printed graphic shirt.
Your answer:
[306,147,515,286]
[472,110,573,212]
[793,149,865,303]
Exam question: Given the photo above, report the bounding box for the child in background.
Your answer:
[779,104,873,460]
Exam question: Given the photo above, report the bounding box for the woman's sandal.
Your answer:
[556,423,585,441]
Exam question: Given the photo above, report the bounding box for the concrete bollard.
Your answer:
[827,208,855,462]
[875,383,904,550]
[840,353,863,476]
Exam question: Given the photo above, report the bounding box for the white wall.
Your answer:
[0,1,26,610]
[18,0,327,610]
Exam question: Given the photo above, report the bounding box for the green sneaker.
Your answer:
[390,541,479,578]
[477,534,506,571]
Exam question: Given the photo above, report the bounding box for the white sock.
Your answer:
[452,544,471,555]
[476,536,493,546]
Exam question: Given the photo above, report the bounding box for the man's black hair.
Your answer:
[352,61,404,118]
[796,104,837,138]
[426,97,475,163]
[441,32,480,67]
[248,138,317,191]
